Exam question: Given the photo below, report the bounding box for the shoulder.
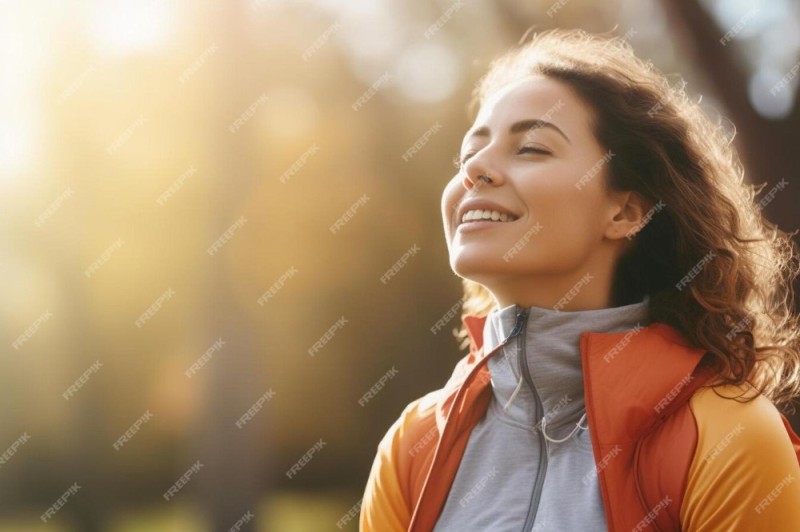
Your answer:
[372,389,444,492]
[688,381,793,457]
[379,348,479,457]
[372,344,478,472]
[680,381,800,530]
[360,388,444,531]
[377,388,442,460]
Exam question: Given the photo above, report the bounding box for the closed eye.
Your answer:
[518,146,551,156]
[453,151,476,169]
[453,146,551,170]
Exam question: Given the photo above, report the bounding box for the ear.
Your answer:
[604,190,652,241]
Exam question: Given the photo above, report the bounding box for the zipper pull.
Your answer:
[507,306,528,339]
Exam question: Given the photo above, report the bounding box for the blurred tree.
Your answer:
[193,2,265,530]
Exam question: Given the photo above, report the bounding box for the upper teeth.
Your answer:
[461,209,517,223]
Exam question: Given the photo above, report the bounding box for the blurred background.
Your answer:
[1,0,799,530]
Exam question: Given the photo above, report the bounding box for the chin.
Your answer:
[450,250,504,279]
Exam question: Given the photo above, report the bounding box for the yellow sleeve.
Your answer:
[359,407,414,532]
[681,383,800,531]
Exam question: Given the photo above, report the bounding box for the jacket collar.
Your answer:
[457,312,711,441]
[463,313,486,352]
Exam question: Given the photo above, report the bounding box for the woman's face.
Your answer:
[441,75,638,308]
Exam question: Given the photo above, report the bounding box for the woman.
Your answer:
[360,28,800,531]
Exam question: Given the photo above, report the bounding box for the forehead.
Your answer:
[466,75,593,142]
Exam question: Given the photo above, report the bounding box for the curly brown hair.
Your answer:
[452,28,800,411]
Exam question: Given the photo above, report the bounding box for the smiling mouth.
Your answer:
[459,209,519,226]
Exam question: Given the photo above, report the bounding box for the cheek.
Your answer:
[519,184,606,259]
[522,179,596,223]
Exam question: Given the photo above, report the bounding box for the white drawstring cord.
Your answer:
[502,375,525,412]
[541,410,588,443]
[501,336,526,412]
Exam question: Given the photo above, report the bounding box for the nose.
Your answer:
[462,172,494,191]
[461,151,503,191]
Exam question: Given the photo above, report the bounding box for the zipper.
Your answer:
[512,305,549,532]
[411,308,532,531]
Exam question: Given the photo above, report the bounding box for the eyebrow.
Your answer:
[465,118,571,144]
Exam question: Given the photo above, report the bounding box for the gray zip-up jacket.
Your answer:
[433,298,650,531]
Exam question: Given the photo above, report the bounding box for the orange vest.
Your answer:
[360,315,800,531]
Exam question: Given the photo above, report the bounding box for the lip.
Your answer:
[455,198,519,228]
[456,218,519,234]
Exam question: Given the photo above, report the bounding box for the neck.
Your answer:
[483,263,618,311]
